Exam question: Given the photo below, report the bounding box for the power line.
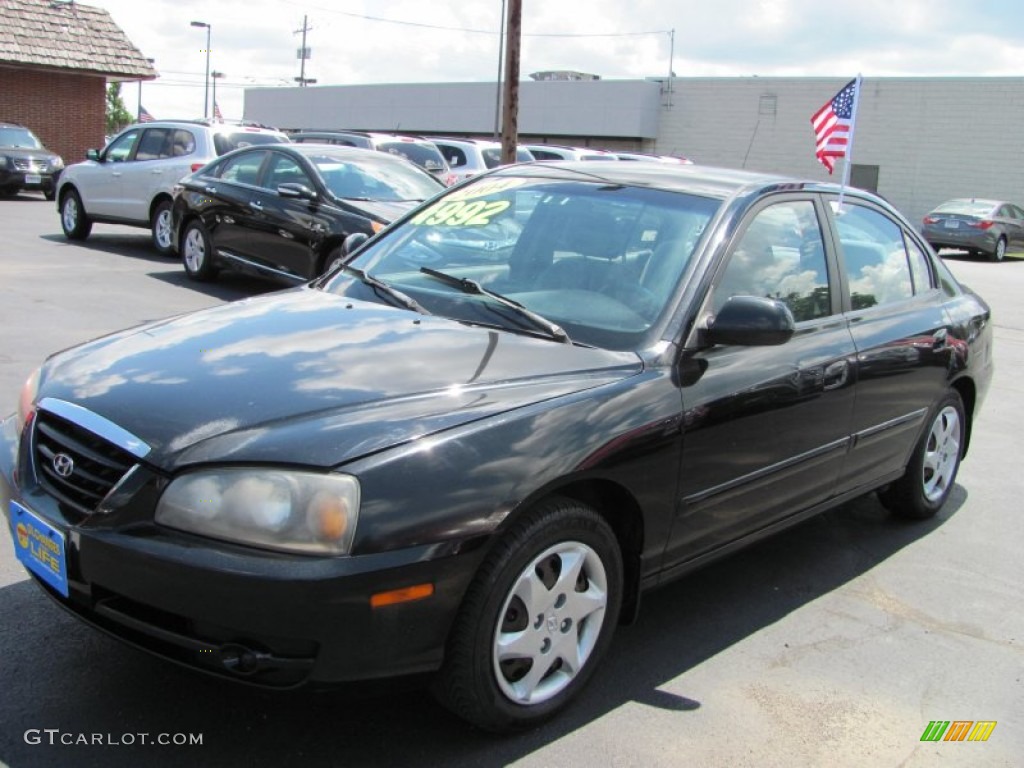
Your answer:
[282,0,666,38]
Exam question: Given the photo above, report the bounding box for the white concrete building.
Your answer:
[244,76,1024,223]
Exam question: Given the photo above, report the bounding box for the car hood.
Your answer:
[338,198,419,223]
[36,288,642,471]
[1,147,60,163]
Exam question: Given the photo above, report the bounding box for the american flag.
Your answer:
[139,106,155,123]
[810,79,857,174]
[214,101,223,122]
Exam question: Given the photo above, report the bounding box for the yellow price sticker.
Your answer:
[410,199,511,227]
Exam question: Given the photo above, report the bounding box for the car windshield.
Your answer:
[310,153,443,202]
[377,141,449,172]
[323,173,720,350]
[481,147,535,169]
[933,200,997,217]
[213,132,287,155]
[0,127,42,149]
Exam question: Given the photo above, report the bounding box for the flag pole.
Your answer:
[836,74,863,212]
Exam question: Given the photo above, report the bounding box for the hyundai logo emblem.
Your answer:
[52,453,75,478]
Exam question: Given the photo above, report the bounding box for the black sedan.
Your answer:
[1,163,993,732]
[170,143,445,283]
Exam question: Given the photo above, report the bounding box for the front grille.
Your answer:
[13,158,47,172]
[33,410,136,516]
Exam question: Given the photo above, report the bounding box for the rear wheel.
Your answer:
[150,199,175,255]
[182,219,217,281]
[60,189,92,240]
[434,497,622,732]
[878,390,964,519]
[990,236,1007,262]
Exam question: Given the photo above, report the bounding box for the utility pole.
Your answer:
[500,0,522,164]
[294,16,315,86]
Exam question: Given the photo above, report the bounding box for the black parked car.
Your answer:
[170,143,445,283]
[0,121,63,199]
[2,163,993,732]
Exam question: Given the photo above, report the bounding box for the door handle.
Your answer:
[248,201,263,211]
[823,360,849,391]
[151,169,162,175]
[204,186,217,195]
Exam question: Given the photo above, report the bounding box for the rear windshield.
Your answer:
[377,141,448,172]
[933,200,997,217]
[214,132,288,155]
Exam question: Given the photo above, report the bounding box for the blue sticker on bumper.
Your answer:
[10,501,69,597]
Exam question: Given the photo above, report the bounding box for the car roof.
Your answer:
[489,160,876,202]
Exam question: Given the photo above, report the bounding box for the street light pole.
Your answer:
[492,0,506,140]
[190,21,211,118]
[211,71,225,119]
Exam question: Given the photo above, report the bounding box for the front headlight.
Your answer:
[156,468,360,555]
[16,367,41,434]
[0,156,9,169]
[50,155,64,170]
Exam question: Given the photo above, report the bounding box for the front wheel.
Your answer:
[878,390,965,519]
[60,189,92,240]
[321,246,346,276]
[150,199,175,255]
[181,220,217,281]
[433,497,622,732]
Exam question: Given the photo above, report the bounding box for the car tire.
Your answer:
[181,219,217,281]
[990,237,1007,262]
[321,246,346,276]
[150,199,175,256]
[60,189,92,240]
[433,497,622,732]
[877,390,965,520]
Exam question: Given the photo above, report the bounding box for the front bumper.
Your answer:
[0,168,60,193]
[0,413,479,689]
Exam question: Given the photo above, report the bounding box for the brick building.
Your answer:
[0,0,155,165]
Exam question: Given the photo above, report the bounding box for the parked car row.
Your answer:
[0,121,64,200]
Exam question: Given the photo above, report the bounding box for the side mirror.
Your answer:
[277,182,316,200]
[86,149,100,161]
[705,296,795,347]
[343,232,369,255]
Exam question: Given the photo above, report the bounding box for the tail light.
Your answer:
[190,163,205,172]
[968,220,995,230]
[923,216,939,224]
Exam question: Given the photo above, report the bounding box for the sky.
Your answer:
[94,0,1024,123]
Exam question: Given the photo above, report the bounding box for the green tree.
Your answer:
[106,83,134,134]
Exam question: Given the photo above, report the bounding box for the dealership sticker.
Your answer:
[10,501,69,597]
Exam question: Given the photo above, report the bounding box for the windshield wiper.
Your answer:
[338,264,430,315]
[419,267,571,344]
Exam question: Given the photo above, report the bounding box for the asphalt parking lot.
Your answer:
[0,191,1021,767]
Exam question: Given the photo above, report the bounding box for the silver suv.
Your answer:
[57,119,289,254]
[430,138,535,184]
